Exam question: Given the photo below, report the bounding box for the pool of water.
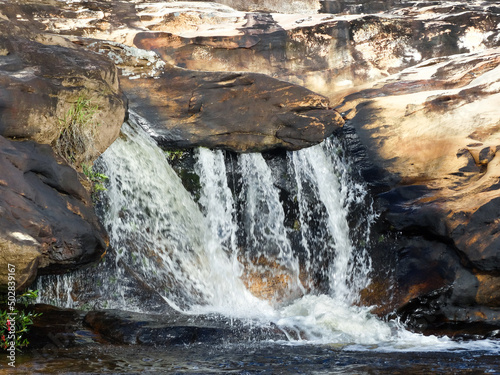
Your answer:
[15,341,500,374]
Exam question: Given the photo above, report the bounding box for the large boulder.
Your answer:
[89,40,343,152]
[0,33,127,166]
[84,309,286,345]
[0,136,108,291]
[121,66,343,152]
[0,13,126,291]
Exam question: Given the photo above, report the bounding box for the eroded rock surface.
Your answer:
[0,32,126,166]
[132,2,500,100]
[340,47,500,330]
[0,8,126,290]
[11,0,499,100]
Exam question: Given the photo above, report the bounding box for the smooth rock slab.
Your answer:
[120,65,343,152]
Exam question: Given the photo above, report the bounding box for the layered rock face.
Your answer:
[90,42,343,152]
[121,67,342,152]
[26,0,499,101]
[339,48,500,331]
[131,2,500,100]
[0,137,108,289]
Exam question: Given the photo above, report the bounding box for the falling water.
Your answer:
[37,113,482,349]
[289,139,373,304]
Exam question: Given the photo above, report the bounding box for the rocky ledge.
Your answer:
[91,42,343,152]
[121,65,342,152]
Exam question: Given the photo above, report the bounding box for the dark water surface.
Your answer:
[13,342,500,374]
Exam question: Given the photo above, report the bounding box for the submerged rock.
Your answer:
[84,309,286,345]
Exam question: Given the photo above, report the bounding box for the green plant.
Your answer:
[1,290,41,351]
[82,164,109,195]
[165,149,185,161]
[55,95,99,167]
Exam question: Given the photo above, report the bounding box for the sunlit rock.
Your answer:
[94,41,344,152]
[340,47,500,327]
[0,26,127,166]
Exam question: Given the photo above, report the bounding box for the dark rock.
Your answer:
[448,197,500,272]
[23,304,98,349]
[0,136,107,290]
[120,66,343,152]
[84,309,287,345]
[394,238,460,307]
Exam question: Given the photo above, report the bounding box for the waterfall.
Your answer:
[289,138,373,303]
[36,113,453,347]
[96,117,273,316]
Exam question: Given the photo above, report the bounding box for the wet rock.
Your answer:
[0,136,107,290]
[447,197,500,272]
[24,304,97,349]
[84,309,286,345]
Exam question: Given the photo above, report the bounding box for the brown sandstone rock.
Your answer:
[0,12,126,290]
[0,239,40,292]
[339,47,500,326]
[11,0,499,101]
[119,64,343,152]
[0,136,107,286]
[0,34,127,166]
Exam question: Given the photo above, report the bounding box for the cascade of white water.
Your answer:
[35,113,462,349]
[289,138,373,304]
[102,116,272,316]
[194,148,238,257]
[237,153,304,299]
